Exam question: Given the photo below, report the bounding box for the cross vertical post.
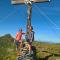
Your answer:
[11,0,50,40]
[26,1,32,33]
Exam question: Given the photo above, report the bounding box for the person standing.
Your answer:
[15,28,25,55]
[29,26,34,44]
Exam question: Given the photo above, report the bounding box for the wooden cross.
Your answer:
[11,0,50,37]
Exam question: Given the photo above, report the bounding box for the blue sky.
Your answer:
[0,0,60,43]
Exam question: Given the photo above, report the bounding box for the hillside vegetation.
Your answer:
[0,34,16,60]
[0,34,60,60]
[33,42,60,60]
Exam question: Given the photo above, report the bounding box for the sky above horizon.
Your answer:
[0,0,60,43]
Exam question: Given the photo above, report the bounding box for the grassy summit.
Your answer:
[0,34,16,60]
[32,42,60,60]
[0,34,60,60]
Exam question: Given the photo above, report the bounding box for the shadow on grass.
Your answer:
[37,51,60,60]
[32,46,60,60]
[42,51,60,57]
[37,54,53,60]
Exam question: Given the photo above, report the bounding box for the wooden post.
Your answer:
[27,2,32,33]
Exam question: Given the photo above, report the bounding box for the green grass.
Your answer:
[0,34,60,60]
[0,34,17,60]
[32,42,60,60]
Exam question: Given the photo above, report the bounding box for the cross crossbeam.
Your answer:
[11,0,50,4]
[11,0,50,45]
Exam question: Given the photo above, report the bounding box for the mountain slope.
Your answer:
[0,34,60,60]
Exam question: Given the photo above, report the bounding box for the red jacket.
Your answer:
[16,32,25,41]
